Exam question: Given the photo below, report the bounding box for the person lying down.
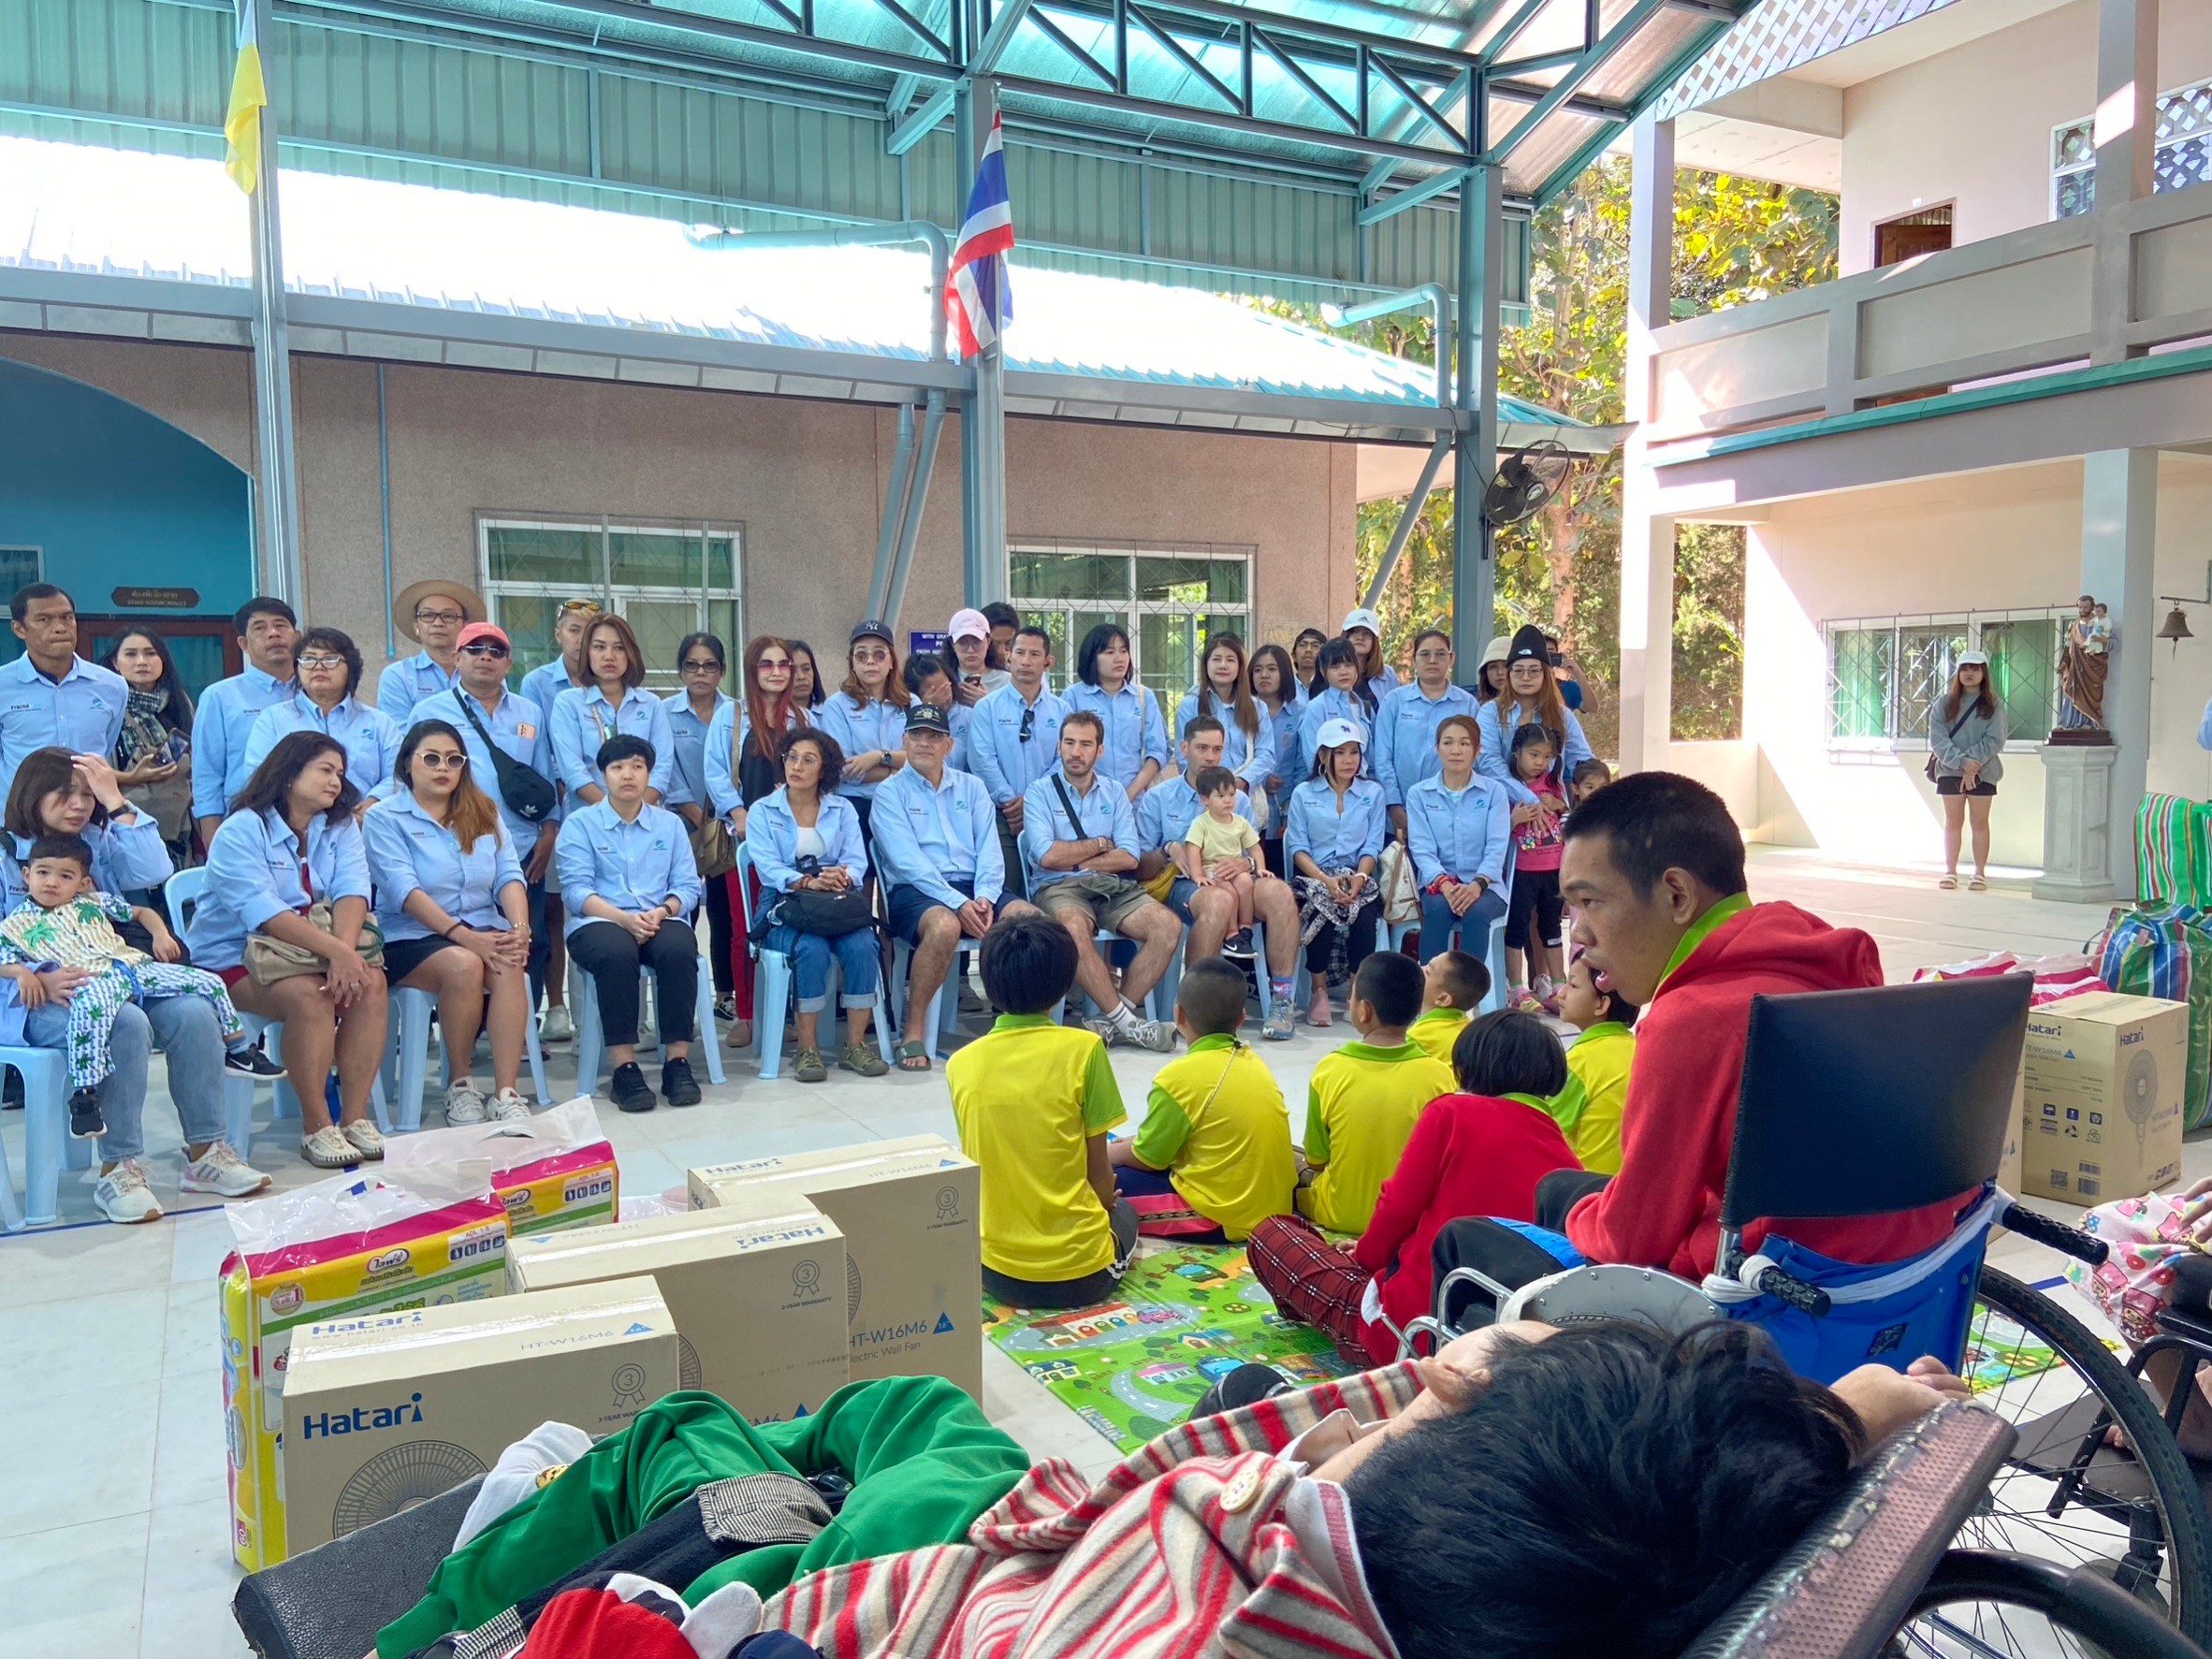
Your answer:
[377,1320,1971,1659]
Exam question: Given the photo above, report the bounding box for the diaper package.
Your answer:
[379,1097,618,1236]
[219,1161,509,1570]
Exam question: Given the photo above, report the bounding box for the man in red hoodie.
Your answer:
[1550,770,1967,1278]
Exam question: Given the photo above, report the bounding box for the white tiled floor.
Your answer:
[0,848,2193,1657]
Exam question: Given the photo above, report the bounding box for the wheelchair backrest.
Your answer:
[1721,975,2030,1230]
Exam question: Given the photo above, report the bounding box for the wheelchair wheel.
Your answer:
[1898,1266,2212,1655]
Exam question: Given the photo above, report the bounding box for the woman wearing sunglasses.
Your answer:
[240,626,403,809]
[363,719,534,1125]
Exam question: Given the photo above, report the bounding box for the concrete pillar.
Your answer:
[2090,0,2159,364]
[1618,111,1675,773]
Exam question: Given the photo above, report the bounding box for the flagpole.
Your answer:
[956,74,1009,609]
[240,0,305,609]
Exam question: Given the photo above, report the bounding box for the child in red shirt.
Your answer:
[1506,723,1566,1012]
[1249,1009,1579,1363]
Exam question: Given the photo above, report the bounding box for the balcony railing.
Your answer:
[1641,182,2212,445]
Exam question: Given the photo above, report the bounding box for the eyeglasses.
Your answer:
[296,654,346,671]
[415,608,466,626]
[416,751,469,768]
[757,658,793,675]
[1018,706,1036,744]
[681,659,723,674]
[459,642,510,659]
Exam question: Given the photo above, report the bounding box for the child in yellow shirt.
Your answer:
[1548,953,1638,1174]
[947,911,1136,1308]
[1297,952,1455,1234]
[1111,958,1295,1242]
[1407,950,1488,1067]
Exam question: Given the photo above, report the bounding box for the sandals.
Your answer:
[895,1041,932,1072]
[1938,875,1958,890]
[1969,876,1988,892]
[793,1047,828,1084]
[839,1042,890,1079]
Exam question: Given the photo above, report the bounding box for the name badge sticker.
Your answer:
[517,722,537,740]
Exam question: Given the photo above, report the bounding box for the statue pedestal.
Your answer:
[2033,742,2119,905]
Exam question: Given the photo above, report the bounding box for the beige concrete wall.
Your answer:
[1838,1,2212,277]
[0,332,1360,680]
[1733,455,2212,872]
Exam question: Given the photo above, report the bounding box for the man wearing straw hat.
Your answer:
[378,577,486,726]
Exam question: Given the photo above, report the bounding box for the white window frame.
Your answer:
[476,514,744,692]
[1007,541,1255,726]
[2052,74,2212,219]
[1823,607,2071,757]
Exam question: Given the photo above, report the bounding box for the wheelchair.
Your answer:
[1406,974,2212,1657]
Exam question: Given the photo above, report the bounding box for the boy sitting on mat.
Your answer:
[945,910,1138,1310]
[1109,957,1295,1244]
[1406,948,1488,1066]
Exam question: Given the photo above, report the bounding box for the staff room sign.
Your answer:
[112,587,201,609]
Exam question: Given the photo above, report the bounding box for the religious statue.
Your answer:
[2054,592,2111,742]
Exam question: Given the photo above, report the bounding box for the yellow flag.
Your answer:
[225,7,266,195]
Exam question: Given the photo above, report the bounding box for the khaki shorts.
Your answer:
[1037,871,1154,934]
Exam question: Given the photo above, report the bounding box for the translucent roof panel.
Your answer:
[0,135,1594,429]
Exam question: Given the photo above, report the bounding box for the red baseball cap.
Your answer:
[457,621,510,651]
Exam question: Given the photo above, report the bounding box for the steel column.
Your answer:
[885,391,951,626]
[1361,433,1450,611]
[245,0,305,608]
[868,402,920,618]
[1450,165,1502,665]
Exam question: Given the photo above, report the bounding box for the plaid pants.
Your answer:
[1246,1214,1379,1365]
[65,962,245,1092]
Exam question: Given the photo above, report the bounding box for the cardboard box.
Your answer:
[281,1276,678,1556]
[220,1163,511,1570]
[689,1136,983,1399]
[381,1097,618,1236]
[2019,991,2187,1205]
[508,1203,849,1423]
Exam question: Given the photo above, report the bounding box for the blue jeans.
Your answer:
[25,993,226,1162]
[1417,887,1507,963]
[764,924,880,1014]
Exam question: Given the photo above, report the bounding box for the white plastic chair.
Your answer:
[383,983,553,1130]
[735,844,894,1081]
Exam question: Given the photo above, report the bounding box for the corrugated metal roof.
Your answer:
[1656,0,1955,120]
[0,132,1584,427]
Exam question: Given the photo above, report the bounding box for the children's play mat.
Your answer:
[983,1243,1361,1451]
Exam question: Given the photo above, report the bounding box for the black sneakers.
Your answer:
[68,1085,106,1141]
[662,1056,702,1107]
[224,1043,285,1078]
[609,1061,656,1113]
[1186,1361,1292,1423]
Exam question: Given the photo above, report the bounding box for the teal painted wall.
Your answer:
[0,357,252,688]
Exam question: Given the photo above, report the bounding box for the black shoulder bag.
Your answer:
[1924,709,1971,783]
[1049,774,1144,904]
[455,694,557,824]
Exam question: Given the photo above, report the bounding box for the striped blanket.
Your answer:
[2136,793,2212,908]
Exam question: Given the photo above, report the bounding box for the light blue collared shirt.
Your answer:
[1135,773,1255,854]
[1294,687,1378,786]
[814,691,910,803]
[870,762,1003,909]
[661,690,731,811]
[1404,772,1512,891]
[192,665,297,818]
[1477,699,1593,807]
[518,661,586,735]
[242,694,404,801]
[401,687,557,859]
[1283,777,1389,872]
[185,806,373,971]
[553,799,701,937]
[363,792,526,942]
[1373,681,1481,808]
[1019,766,1140,893]
[967,682,1068,808]
[743,788,868,895]
[0,654,127,811]
[1,816,173,912]
[1063,681,1169,789]
[376,649,460,726]
[1172,690,1274,790]
[551,685,676,798]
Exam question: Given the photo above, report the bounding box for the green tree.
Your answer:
[1320,159,1837,755]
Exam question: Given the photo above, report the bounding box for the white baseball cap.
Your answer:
[948,607,990,643]
[1315,717,1366,751]
[1342,606,1382,636]
[1957,649,1989,667]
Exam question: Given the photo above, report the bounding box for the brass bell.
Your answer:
[2159,605,2194,652]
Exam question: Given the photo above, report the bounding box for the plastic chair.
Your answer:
[3,1045,70,1228]
[888,933,982,1061]
[383,984,553,1130]
[734,844,894,1081]
[1387,910,1509,1013]
[1157,919,1272,1025]
[571,949,728,1090]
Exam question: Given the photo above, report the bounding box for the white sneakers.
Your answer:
[182,1142,273,1198]
[539,1006,575,1044]
[445,1081,489,1125]
[301,1125,355,1168]
[490,1087,532,1123]
[94,1158,163,1224]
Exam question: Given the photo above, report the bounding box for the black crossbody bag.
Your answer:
[455,695,557,823]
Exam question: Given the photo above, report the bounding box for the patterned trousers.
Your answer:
[1246,1214,1383,1365]
[65,962,245,1092]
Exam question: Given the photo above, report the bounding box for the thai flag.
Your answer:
[949,113,1015,357]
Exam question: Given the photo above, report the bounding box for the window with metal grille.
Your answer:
[2053,78,2212,218]
[1825,611,2063,749]
[1010,543,1254,735]
[479,517,742,693]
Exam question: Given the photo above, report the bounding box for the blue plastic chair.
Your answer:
[734,843,894,1081]
[888,934,982,1061]
[384,983,554,1129]
[3,1045,71,1228]
[1157,919,1272,1026]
